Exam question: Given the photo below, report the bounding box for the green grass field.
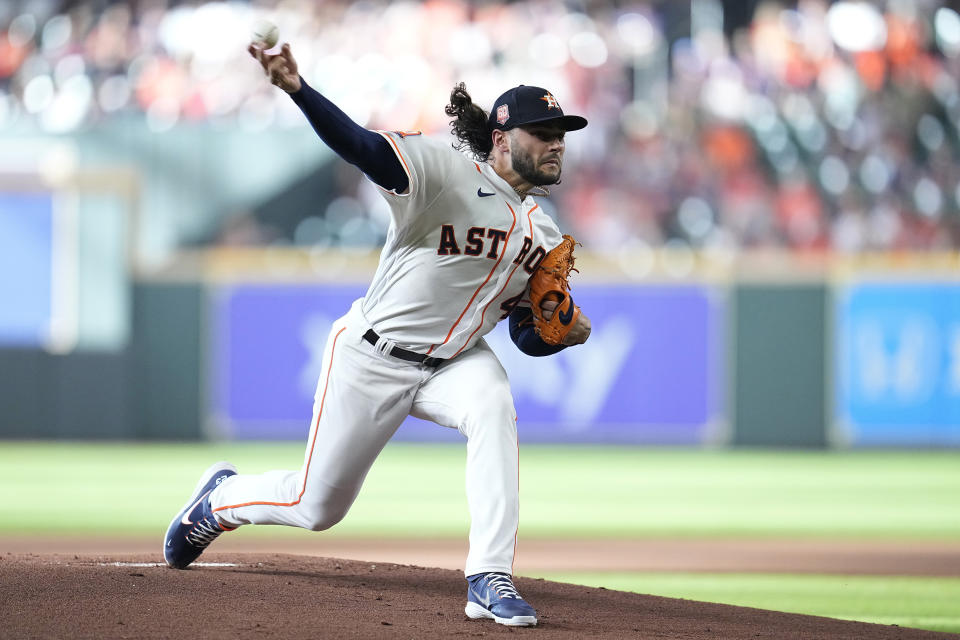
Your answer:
[529,572,960,634]
[2,442,959,632]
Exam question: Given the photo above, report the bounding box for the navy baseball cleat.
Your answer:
[464,572,538,626]
[163,461,237,569]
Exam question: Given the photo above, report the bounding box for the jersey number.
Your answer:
[499,293,524,320]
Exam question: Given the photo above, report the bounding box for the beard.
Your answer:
[511,144,561,186]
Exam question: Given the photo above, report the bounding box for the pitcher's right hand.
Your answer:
[249,42,301,93]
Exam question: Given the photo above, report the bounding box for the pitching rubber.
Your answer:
[464,601,538,627]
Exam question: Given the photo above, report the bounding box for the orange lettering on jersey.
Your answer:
[523,246,546,273]
[464,227,485,256]
[437,226,522,262]
[437,224,461,255]
[392,130,422,138]
[512,237,533,265]
[485,229,508,259]
[433,207,519,357]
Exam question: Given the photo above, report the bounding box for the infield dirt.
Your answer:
[3,553,957,640]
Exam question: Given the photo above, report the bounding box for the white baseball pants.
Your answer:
[209,300,520,576]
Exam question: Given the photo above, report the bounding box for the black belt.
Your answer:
[363,329,445,367]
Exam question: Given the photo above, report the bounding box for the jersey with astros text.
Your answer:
[359,131,564,360]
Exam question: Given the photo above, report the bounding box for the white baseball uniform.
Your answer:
[209,131,563,576]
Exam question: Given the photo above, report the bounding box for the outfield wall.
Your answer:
[0,250,958,447]
[207,281,720,445]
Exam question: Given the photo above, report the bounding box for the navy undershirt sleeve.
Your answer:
[508,306,568,357]
[289,78,408,193]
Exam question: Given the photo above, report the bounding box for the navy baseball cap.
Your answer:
[489,85,588,132]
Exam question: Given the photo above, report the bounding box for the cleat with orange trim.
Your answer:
[464,572,537,627]
[163,462,237,569]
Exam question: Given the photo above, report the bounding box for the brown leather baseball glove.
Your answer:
[529,234,581,345]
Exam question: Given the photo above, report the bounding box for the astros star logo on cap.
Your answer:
[540,93,560,109]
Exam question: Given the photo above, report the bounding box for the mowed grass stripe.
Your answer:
[1,443,958,539]
[526,572,960,634]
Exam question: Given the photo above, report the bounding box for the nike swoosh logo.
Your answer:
[477,188,495,197]
[181,489,212,526]
[558,301,575,325]
[474,587,494,607]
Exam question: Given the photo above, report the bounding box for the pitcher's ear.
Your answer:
[492,129,510,153]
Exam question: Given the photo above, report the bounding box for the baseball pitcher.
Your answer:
[164,41,591,628]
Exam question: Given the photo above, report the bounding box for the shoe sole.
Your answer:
[163,461,237,568]
[465,601,537,627]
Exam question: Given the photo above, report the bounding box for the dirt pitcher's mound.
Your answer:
[1,553,954,640]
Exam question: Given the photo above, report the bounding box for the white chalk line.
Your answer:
[100,562,239,567]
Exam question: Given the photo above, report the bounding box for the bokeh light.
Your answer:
[0,0,957,253]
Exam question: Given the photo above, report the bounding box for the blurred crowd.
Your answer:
[2,0,960,252]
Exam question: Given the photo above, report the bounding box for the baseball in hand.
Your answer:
[251,19,279,48]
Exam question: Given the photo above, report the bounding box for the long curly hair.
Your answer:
[445,82,493,162]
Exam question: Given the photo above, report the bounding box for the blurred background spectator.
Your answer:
[2,0,960,255]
